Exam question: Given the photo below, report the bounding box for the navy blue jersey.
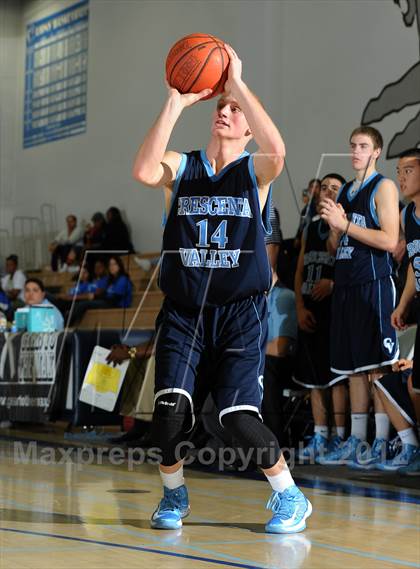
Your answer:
[302,216,335,297]
[335,172,393,286]
[159,150,272,308]
[403,201,420,293]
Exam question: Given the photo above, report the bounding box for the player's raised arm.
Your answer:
[132,84,212,189]
[223,44,285,186]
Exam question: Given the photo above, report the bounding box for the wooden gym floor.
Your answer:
[0,432,419,569]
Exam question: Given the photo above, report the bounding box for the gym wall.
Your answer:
[1,0,418,248]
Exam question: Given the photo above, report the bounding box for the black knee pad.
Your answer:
[151,392,191,466]
[222,411,282,470]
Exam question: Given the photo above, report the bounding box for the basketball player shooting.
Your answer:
[132,43,312,533]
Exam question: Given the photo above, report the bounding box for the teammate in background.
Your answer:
[319,127,400,468]
[375,148,420,474]
[132,44,312,533]
[294,173,348,462]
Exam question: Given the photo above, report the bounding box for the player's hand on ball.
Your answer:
[223,43,243,93]
[165,78,212,108]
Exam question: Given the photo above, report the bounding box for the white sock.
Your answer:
[398,428,419,447]
[265,468,295,493]
[159,465,184,490]
[375,413,390,441]
[335,426,345,439]
[314,425,329,439]
[351,413,368,441]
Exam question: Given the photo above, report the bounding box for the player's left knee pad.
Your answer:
[222,410,281,470]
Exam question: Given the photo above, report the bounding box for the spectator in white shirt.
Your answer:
[1,255,26,309]
[49,215,84,271]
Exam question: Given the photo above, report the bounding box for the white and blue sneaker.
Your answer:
[327,435,344,453]
[347,438,390,471]
[298,433,328,463]
[316,435,362,465]
[265,485,312,534]
[398,450,420,476]
[375,444,418,472]
[151,485,190,530]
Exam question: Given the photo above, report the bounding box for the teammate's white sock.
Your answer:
[314,425,329,439]
[351,413,368,441]
[398,428,419,447]
[160,465,184,490]
[375,413,390,441]
[335,426,346,439]
[265,468,295,493]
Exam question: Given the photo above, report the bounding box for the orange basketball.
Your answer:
[166,33,229,100]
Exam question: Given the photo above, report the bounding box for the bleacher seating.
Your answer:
[26,253,164,330]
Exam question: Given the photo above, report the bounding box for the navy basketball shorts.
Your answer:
[330,276,399,376]
[293,296,345,388]
[374,369,416,425]
[154,293,268,429]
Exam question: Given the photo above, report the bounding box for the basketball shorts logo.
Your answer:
[383,338,394,354]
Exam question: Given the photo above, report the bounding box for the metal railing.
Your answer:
[0,203,58,271]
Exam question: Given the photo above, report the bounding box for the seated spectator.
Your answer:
[63,261,108,301]
[60,267,95,301]
[1,255,26,312]
[69,255,132,325]
[56,262,108,315]
[84,212,107,251]
[105,256,133,308]
[0,286,11,321]
[49,215,84,271]
[103,207,134,253]
[24,278,64,331]
[92,258,108,292]
[58,247,81,274]
[261,269,298,445]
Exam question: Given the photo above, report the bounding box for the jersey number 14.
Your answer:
[196,220,228,249]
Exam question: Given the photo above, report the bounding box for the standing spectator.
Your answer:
[319,126,399,468]
[103,207,134,253]
[49,215,84,271]
[294,173,348,462]
[1,255,26,312]
[294,179,321,251]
